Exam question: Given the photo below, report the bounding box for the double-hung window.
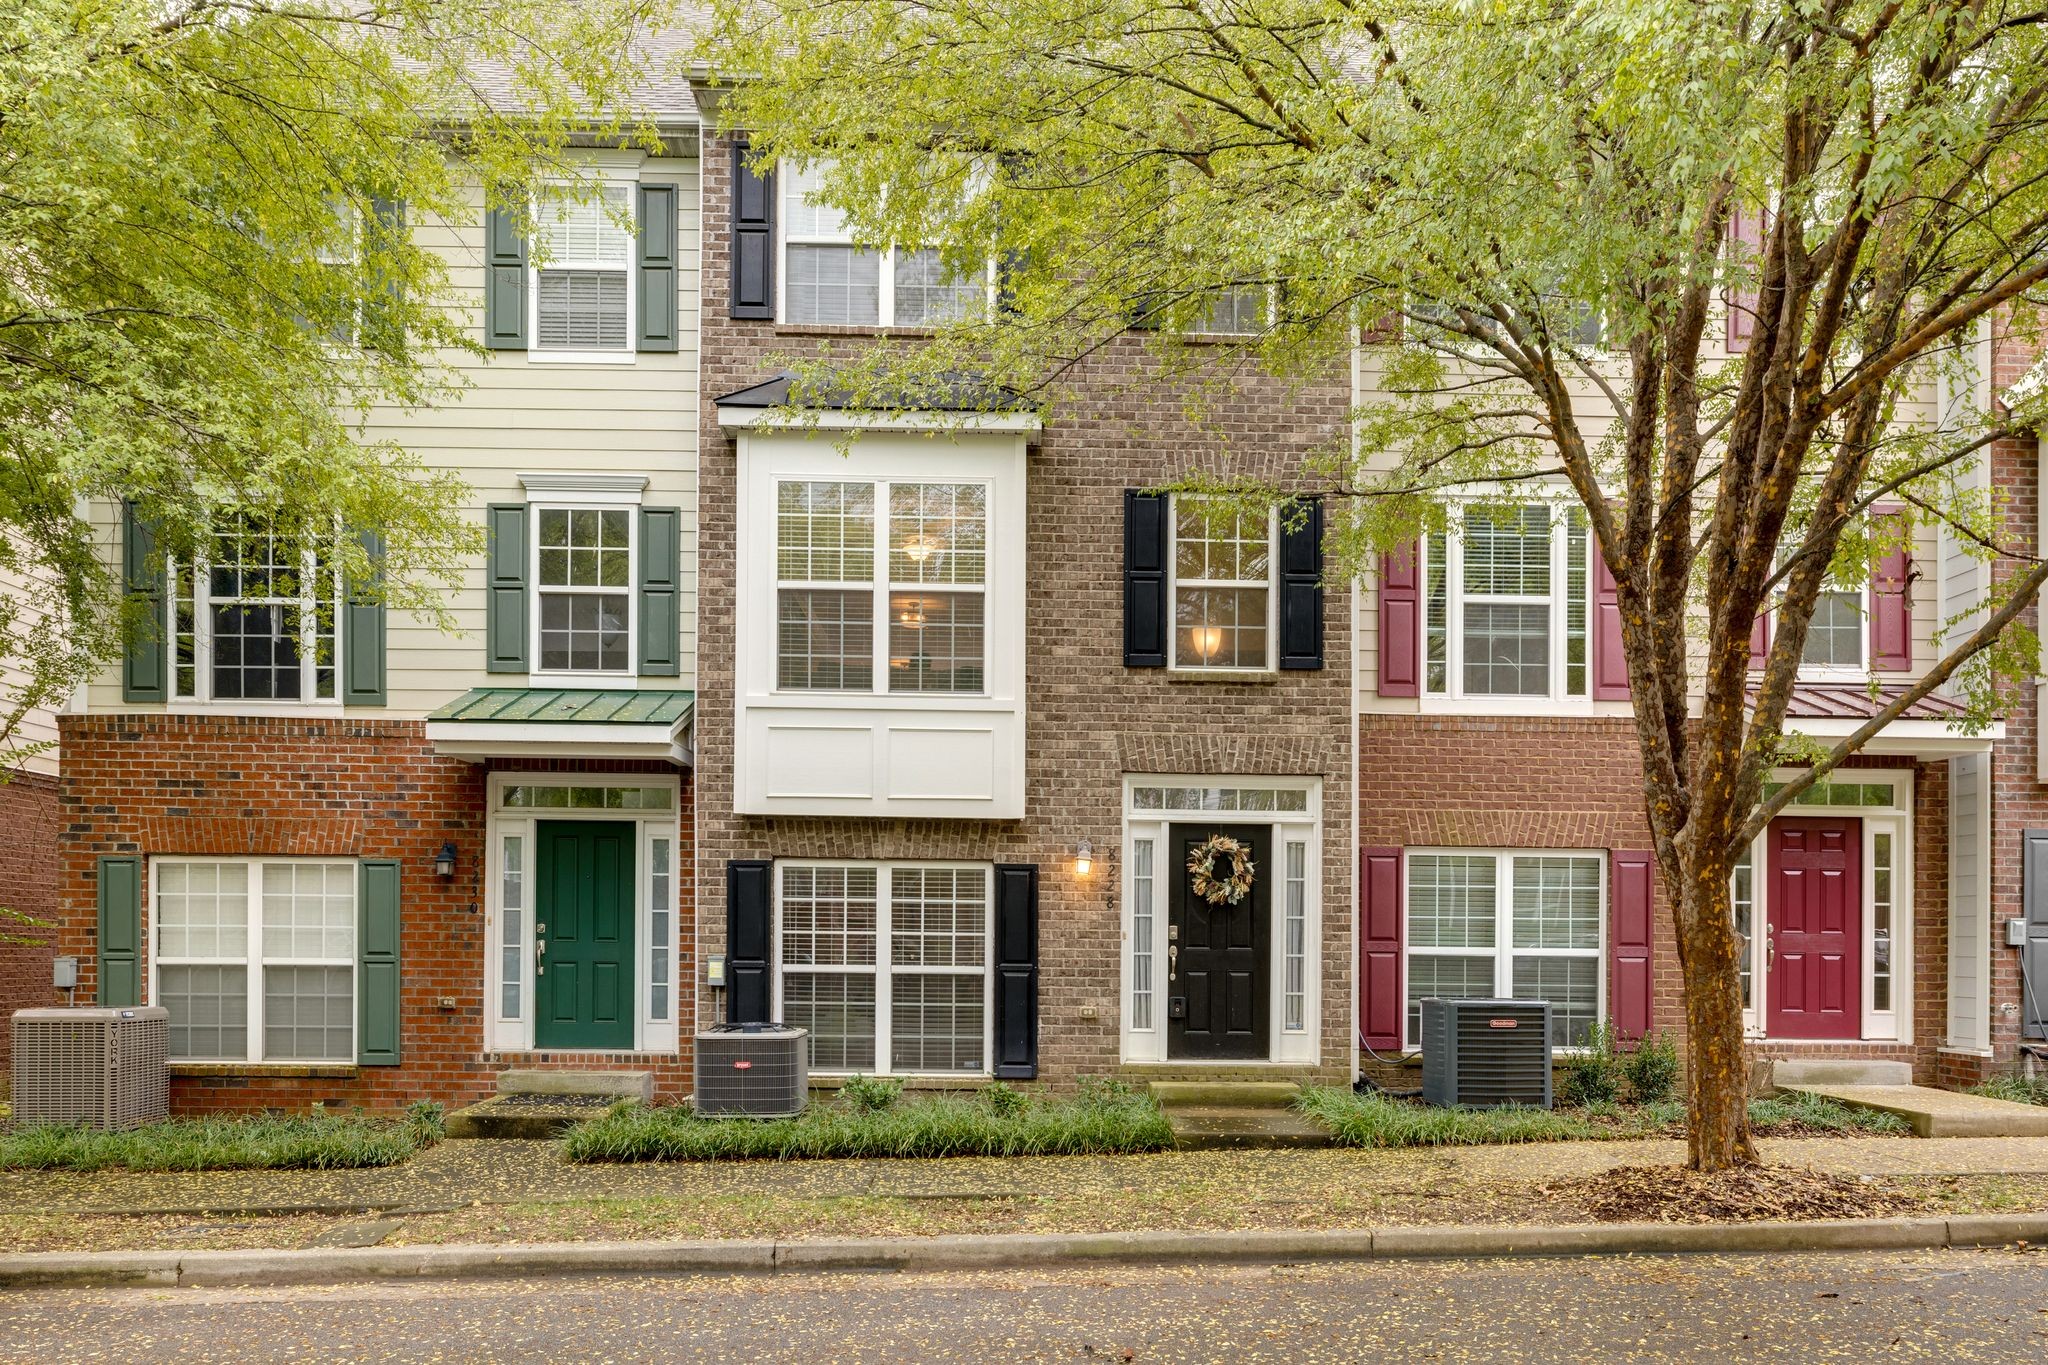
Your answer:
[1171,498,1276,671]
[534,506,634,674]
[781,161,988,327]
[776,862,991,1075]
[1197,286,1267,336]
[776,479,989,694]
[1801,582,1866,671]
[534,184,633,353]
[172,524,341,704]
[1421,503,1592,700]
[1405,850,1605,1049]
[155,859,356,1063]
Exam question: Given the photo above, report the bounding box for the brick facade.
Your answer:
[56,714,695,1113]
[692,130,1358,1085]
[0,768,61,1092]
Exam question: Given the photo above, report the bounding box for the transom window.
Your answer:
[781,161,987,327]
[172,524,340,704]
[1406,850,1604,1049]
[1422,503,1591,699]
[775,478,989,694]
[1172,499,1275,671]
[534,184,632,351]
[775,862,991,1075]
[534,507,632,673]
[154,859,356,1063]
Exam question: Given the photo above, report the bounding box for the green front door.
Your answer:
[536,821,635,1050]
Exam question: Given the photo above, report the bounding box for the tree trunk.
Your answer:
[1676,856,1758,1171]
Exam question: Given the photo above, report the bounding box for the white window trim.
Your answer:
[1419,501,1594,708]
[1120,776,1323,1066]
[1166,497,1280,675]
[527,499,639,684]
[1791,583,1872,682]
[1399,848,1609,1053]
[771,860,996,1078]
[527,173,639,366]
[167,537,344,710]
[482,772,683,1055]
[774,159,996,329]
[1735,768,1913,1044]
[148,856,358,1065]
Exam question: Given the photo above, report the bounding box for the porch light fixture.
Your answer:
[1074,839,1095,877]
[433,842,458,879]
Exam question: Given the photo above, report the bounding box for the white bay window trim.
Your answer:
[169,529,343,708]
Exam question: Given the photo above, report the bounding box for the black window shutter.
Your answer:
[342,529,387,705]
[1278,497,1325,670]
[730,141,775,320]
[1123,491,1169,667]
[726,859,773,1024]
[992,863,1040,1079]
[485,503,528,673]
[636,183,679,352]
[120,501,168,702]
[2024,829,2048,1039]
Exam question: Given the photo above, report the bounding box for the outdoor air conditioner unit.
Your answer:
[10,1007,171,1130]
[1419,998,1554,1110]
[693,1023,809,1117]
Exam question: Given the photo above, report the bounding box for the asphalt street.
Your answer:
[3,1247,2045,1362]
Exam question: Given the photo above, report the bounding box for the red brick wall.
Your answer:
[57,714,695,1114]
[0,769,61,1092]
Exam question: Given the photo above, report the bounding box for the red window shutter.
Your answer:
[1870,504,1912,671]
[1726,208,1765,354]
[1377,542,1421,697]
[1592,552,1629,699]
[1749,613,1770,670]
[1359,847,1406,1050]
[1609,850,1655,1042]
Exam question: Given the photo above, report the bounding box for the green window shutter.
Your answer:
[121,501,168,702]
[638,506,681,677]
[342,529,387,706]
[636,183,679,352]
[484,203,528,349]
[96,855,143,1007]
[486,503,529,673]
[361,197,406,355]
[357,858,402,1066]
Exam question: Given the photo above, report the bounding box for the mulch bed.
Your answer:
[1552,1164,1904,1223]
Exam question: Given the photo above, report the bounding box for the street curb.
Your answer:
[1,1215,2040,1288]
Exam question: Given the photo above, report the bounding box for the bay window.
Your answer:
[780,160,988,327]
[1421,503,1592,700]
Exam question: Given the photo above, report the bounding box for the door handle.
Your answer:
[1168,943,1178,982]
[1765,934,1774,967]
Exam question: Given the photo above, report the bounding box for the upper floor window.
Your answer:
[776,479,989,693]
[535,184,632,352]
[172,524,340,704]
[1172,498,1275,671]
[1801,583,1865,671]
[781,161,988,327]
[1421,504,1591,700]
[535,507,633,673]
[1198,287,1267,336]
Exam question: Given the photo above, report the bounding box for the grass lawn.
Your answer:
[1297,1086,1908,1148]
[563,1082,1173,1163]
[0,1103,444,1172]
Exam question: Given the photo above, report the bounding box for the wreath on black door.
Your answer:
[1187,833,1256,906]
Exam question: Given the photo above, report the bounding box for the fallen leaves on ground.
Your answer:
[1553,1164,1904,1223]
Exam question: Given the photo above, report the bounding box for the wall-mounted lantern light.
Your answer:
[433,842,459,879]
[1074,839,1095,877]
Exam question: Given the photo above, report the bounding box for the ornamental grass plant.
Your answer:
[0,1101,444,1172]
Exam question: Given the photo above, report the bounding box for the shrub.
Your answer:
[1970,1072,2048,1107]
[839,1074,903,1114]
[562,1088,1174,1163]
[980,1081,1027,1118]
[0,1108,440,1172]
[1297,1087,1596,1147]
[1555,1022,1623,1107]
[1620,1032,1681,1104]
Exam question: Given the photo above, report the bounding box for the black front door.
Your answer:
[1167,823,1271,1060]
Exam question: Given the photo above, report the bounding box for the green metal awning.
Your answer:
[426,688,693,764]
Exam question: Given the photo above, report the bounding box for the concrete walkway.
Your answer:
[1779,1083,2048,1138]
[6,1134,2047,1218]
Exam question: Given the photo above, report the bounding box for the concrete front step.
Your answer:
[1165,1105,1332,1151]
[495,1070,653,1102]
[1770,1060,1913,1088]
[446,1093,629,1140]
[1148,1081,1302,1111]
[1780,1082,2048,1138]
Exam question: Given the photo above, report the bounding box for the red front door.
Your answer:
[1766,817,1862,1039]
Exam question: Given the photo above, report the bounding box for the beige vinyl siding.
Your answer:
[0,562,61,775]
[86,155,702,719]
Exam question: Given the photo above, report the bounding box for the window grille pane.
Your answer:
[650,837,672,1022]
[1461,602,1551,695]
[889,483,985,585]
[535,269,629,350]
[1424,533,1448,693]
[888,592,984,693]
[1511,955,1600,1049]
[174,565,198,699]
[889,867,986,968]
[261,862,355,959]
[1801,589,1864,669]
[779,866,879,968]
[1510,855,1602,950]
[1132,839,1155,1030]
[777,481,875,582]
[787,244,882,325]
[1405,955,1494,1047]
[538,508,631,588]
[1284,842,1307,1032]
[539,591,629,672]
[1175,503,1271,581]
[1731,847,1754,1011]
[1175,586,1269,669]
[1461,505,1551,595]
[1565,509,1589,696]
[1407,855,1496,948]
[501,837,523,1019]
[161,964,249,1060]
[1872,830,1893,1012]
[893,248,983,325]
[778,589,875,690]
[783,973,876,1071]
[210,602,305,700]
[890,974,985,1073]
[1199,287,1263,334]
[157,862,250,959]
[263,965,353,1061]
